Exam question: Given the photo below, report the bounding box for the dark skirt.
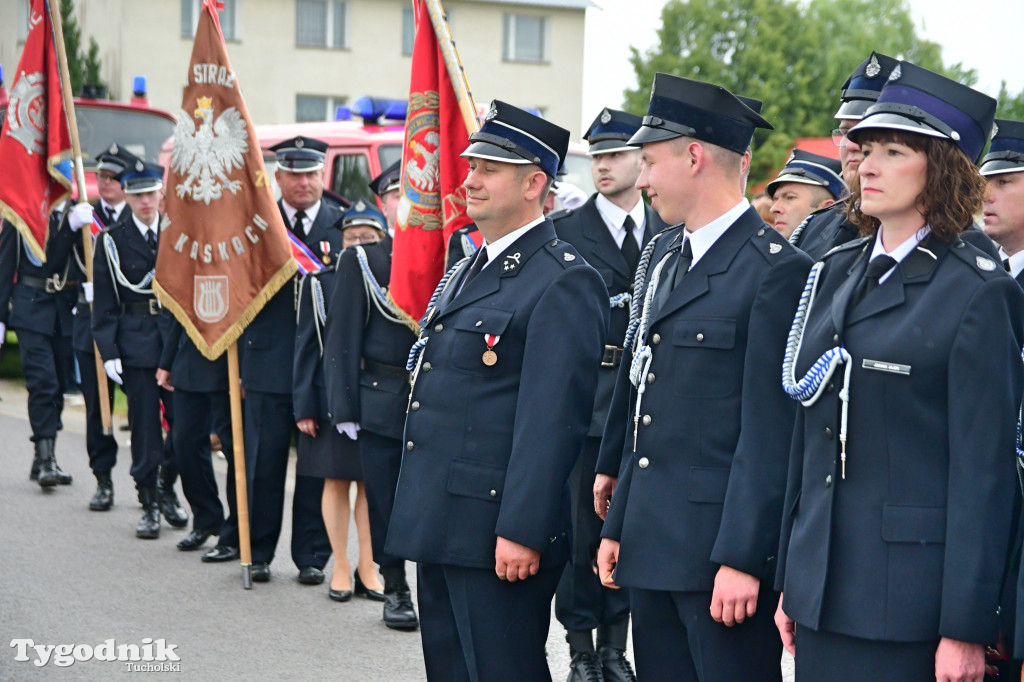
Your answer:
[794,624,938,682]
[296,419,363,481]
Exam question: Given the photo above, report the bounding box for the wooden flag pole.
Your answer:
[227,342,253,588]
[424,0,480,135]
[49,0,114,435]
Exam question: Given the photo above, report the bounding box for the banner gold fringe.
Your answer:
[154,258,299,362]
[387,289,422,335]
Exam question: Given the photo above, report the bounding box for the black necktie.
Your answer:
[620,216,641,274]
[104,206,116,225]
[672,238,693,289]
[146,229,158,251]
[653,238,692,313]
[1003,258,1012,272]
[294,210,307,236]
[852,254,897,307]
[461,249,489,291]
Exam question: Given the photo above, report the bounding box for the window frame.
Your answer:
[502,13,547,64]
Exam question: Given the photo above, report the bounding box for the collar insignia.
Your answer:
[977,256,996,271]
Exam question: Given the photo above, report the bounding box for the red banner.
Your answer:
[391,0,474,323]
[0,0,72,263]
[154,0,295,360]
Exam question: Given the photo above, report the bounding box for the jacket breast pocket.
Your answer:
[359,373,409,437]
[881,505,946,544]
[670,318,739,398]
[447,459,506,502]
[450,306,514,375]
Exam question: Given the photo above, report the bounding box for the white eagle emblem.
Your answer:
[405,131,441,193]
[171,96,248,205]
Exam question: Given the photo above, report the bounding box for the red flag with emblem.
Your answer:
[154,0,295,360]
[391,0,476,325]
[0,0,72,263]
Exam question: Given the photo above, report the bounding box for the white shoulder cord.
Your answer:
[102,232,155,306]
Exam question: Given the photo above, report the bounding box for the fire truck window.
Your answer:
[76,107,176,169]
[378,144,402,172]
[331,153,375,204]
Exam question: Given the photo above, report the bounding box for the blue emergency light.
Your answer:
[334,106,352,121]
[352,96,408,123]
[132,75,147,97]
[0,64,4,84]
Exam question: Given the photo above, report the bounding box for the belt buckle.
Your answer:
[148,299,161,315]
[601,345,618,368]
[44,276,58,294]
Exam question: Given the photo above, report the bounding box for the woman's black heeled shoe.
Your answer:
[354,570,386,602]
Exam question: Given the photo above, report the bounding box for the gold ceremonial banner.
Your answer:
[154,2,294,360]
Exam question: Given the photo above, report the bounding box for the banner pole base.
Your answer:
[241,563,252,590]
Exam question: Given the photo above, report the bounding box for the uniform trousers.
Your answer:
[359,430,405,569]
[75,348,118,474]
[555,436,630,632]
[418,562,562,682]
[16,328,73,440]
[172,388,231,533]
[629,586,782,682]
[121,365,172,488]
[793,624,937,682]
[244,389,330,568]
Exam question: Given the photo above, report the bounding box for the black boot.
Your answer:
[156,468,189,528]
[89,472,114,511]
[567,630,604,682]
[596,620,635,682]
[51,437,72,485]
[35,439,59,489]
[136,485,161,539]
[381,566,419,631]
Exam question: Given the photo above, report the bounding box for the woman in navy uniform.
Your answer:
[294,201,386,603]
[775,62,1024,681]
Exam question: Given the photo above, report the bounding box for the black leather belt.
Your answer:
[121,299,162,315]
[361,358,409,381]
[602,345,623,368]
[19,274,77,294]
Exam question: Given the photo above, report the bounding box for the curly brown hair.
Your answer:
[847,129,986,241]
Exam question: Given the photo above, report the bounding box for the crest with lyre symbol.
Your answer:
[194,275,229,323]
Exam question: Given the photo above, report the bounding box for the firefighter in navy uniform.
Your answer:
[550,106,666,682]
[68,144,133,510]
[385,101,608,681]
[238,136,339,583]
[595,74,813,682]
[92,159,179,538]
[0,207,79,489]
[323,161,420,630]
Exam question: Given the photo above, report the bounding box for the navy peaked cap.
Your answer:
[341,199,386,233]
[628,73,773,153]
[980,119,1024,176]
[584,108,644,154]
[462,100,570,178]
[117,153,165,194]
[766,149,846,199]
[270,136,328,172]
[835,51,900,120]
[369,160,401,197]
[95,143,136,175]
[849,61,997,163]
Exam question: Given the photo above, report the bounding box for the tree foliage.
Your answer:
[624,0,973,188]
[59,0,105,96]
[996,82,1024,122]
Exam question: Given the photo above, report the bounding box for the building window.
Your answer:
[296,0,347,49]
[296,94,347,122]
[503,14,546,63]
[403,6,453,56]
[181,0,238,41]
[18,0,29,42]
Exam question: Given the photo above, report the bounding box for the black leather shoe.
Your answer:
[354,570,386,601]
[177,529,215,551]
[568,651,605,682]
[383,589,419,631]
[35,439,59,488]
[55,465,72,485]
[328,588,353,602]
[135,485,161,539]
[156,472,189,528]
[597,647,635,682]
[201,544,239,563]
[251,562,271,582]
[298,566,325,585]
[89,473,114,511]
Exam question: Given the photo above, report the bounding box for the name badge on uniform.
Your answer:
[482,334,500,366]
[862,359,911,375]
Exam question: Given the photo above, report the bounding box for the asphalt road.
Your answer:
[0,378,793,680]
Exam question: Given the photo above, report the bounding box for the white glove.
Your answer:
[335,422,360,440]
[0,322,5,348]
[103,358,123,385]
[68,202,94,232]
[82,281,94,303]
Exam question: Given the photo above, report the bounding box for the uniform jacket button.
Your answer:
[647,373,655,384]
[825,474,833,487]
[434,323,444,332]
[824,427,833,439]
[422,362,431,372]
[642,414,652,426]
[638,457,649,469]
[696,332,704,342]
[411,401,420,411]
[652,333,661,345]
[406,441,415,451]
[489,489,497,497]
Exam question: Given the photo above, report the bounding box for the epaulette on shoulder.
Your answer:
[548,208,574,222]
[821,236,870,260]
[948,238,1004,279]
[544,238,585,268]
[750,222,794,261]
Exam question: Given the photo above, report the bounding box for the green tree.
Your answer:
[996,82,1024,121]
[625,0,954,187]
[59,0,105,96]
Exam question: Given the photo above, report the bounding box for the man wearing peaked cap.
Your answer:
[767,149,845,240]
[339,199,386,247]
[551,106,666,682]
[384,100,608,681]
[232,134,340,581]
[325,164,419,630]
[594,73,813,682]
